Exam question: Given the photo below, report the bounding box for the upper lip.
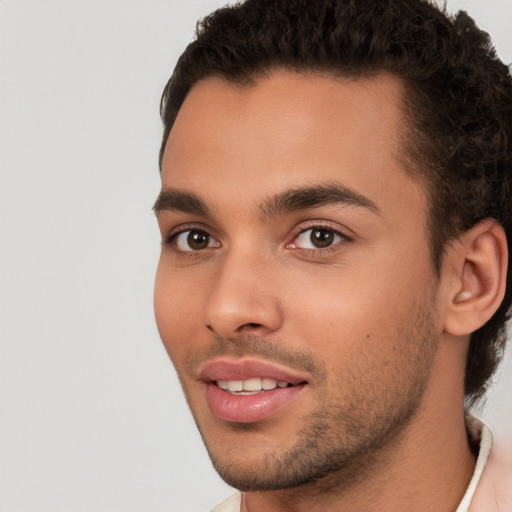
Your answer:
[199,358,309,385]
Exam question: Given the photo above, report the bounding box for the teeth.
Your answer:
[262,378,278,390]
[216,377,292,393]
[227,380,243,392]
[243,377,263,391]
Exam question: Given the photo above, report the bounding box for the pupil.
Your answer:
[311,229,333,248]
[188,231,209,249]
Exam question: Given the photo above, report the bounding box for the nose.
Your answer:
[204,249,283,338]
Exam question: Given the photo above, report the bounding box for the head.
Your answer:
[154,0,511,494]
[158,0,512,405]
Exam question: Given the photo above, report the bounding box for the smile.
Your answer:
[199,359,308,423]
[216,378,292,394]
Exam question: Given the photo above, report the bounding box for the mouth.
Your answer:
[216,377,294,395]
[199,359,308,423]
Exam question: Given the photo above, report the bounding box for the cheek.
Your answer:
[154,260,203,361]
[286,250,434,355]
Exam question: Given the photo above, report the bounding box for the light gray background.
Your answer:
[1,1,511,511]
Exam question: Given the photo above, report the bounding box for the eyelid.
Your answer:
[286,221,353,251]
[162,223,221,250]
[160,220,352,254]
[176,231,221,252]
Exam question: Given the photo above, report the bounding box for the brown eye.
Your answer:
[173,229,220,251]
[188,231,209,250]
[288,227,345,250]
[310,229,335,248]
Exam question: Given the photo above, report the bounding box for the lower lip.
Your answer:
[205,382,306,423]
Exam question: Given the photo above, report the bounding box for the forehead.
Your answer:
[161,71,425,219]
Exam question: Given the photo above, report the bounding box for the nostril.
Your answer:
[242,322,264,330]
[206,322,267,336]
[206,322,264,336]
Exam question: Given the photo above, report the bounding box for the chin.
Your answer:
[199,401,420,493]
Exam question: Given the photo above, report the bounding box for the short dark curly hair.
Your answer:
[159,0,512,405]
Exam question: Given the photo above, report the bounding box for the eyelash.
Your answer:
[162,222,352,256]
[287,222,351,256]
[163,225,219,256]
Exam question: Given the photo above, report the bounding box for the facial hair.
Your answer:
[182,299,439,494]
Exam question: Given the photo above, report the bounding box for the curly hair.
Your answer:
[159,0,512,405]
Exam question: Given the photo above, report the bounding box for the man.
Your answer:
[153,1,512,511]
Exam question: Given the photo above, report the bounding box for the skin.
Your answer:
[154,71,480,512]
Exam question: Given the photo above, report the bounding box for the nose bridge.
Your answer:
[204,241,282,337]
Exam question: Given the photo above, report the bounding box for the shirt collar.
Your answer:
[455,416,493,512]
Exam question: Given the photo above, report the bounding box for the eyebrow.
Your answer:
[153,182,379,219]
[153,189,211,216]
[259,182,380,219]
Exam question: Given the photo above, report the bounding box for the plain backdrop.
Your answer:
[1,1,511,511]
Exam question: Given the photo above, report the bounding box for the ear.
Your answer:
[442,219,508,336]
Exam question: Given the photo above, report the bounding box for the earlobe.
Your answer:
[443,220,508,336]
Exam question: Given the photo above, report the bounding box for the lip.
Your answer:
[200,358,309,423]
[199,358,309,384]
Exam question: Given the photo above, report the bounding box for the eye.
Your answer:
[172,229,220,252]
[288,227,345,250]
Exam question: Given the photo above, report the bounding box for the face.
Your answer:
[154,71,443,491]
